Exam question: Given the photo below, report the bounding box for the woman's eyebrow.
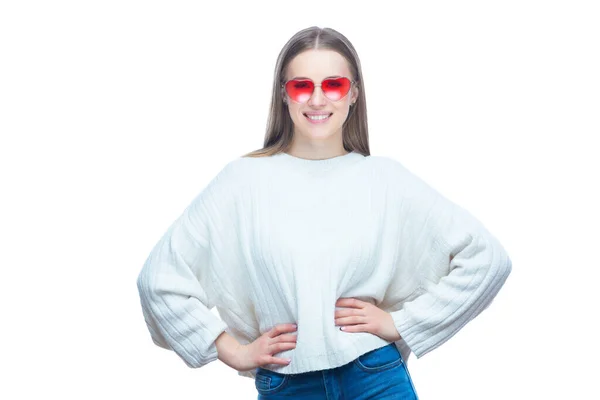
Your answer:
[290,75,343,80]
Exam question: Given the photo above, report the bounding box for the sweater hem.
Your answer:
[237,334,397,380]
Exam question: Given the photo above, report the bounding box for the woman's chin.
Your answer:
[302,131,336,140]
[302,125,341,138]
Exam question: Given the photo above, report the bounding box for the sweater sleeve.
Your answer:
[389,166,512,359]
[136,166,232,369]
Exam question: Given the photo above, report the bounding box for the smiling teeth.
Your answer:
[306,114,330,120]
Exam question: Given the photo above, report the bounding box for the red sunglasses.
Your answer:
[282,77,355,104]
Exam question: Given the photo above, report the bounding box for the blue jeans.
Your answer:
[255,343,419,399]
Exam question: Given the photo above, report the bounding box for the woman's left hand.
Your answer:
[334,298,402,342]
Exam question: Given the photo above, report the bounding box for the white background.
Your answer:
[1,1,598,398]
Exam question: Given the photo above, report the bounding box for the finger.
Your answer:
[335,298,349,305]
[268,323,297,338]
[336,298,362,308]
[274,333,298,342]
[336,316,366,325]
[335,309,356,318]
[270,342,296,353]
[266,356,292,365]
[339,323,368,333]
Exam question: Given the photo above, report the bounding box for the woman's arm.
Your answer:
[389,167,512,359]
[136,165,234,369]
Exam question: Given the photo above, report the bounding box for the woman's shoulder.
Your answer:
[363,154,413,180]
[195,156,253,203]
[224,153,271,181]
[365,154,446,202]
[209,154,264,181]
[365,154,400,167]
[202,154,272,196]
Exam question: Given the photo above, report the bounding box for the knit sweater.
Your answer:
[136,150,512,380]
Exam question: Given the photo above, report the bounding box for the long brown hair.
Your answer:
[242,26,370,158]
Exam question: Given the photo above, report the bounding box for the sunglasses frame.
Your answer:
[281,76,356,103]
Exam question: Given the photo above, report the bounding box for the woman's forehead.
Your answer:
[286,49,351,80]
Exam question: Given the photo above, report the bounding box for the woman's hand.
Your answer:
[335,298,402,342]
[231,323,298,372]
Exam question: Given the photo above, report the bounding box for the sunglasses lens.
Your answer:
[322,77,351,101]
[286,80,314,103]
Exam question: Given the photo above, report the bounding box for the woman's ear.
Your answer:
[351,85,359,104]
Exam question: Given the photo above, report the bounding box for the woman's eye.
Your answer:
[325,80,342,88]
[294,82,311,89]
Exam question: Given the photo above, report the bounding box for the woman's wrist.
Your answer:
[215,331,242,370]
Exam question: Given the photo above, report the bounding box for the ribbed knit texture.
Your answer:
[136,150,512,380]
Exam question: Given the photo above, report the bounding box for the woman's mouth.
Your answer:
[304,113,333,124]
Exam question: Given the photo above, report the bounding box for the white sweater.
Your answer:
[136,150,512,380]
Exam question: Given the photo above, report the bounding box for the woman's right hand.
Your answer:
[233,323,298,372]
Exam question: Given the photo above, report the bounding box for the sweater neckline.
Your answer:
[275,150,363,171]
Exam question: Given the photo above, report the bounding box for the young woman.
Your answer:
[136,26,512,399]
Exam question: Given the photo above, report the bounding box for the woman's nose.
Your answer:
[307,86,327,106]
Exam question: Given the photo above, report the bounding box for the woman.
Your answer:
[136,26,512,399]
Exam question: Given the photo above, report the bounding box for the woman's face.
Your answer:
[283,49,358,144]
